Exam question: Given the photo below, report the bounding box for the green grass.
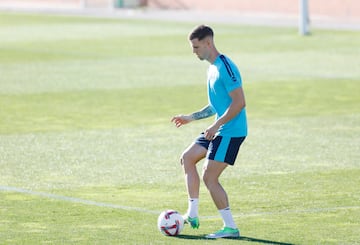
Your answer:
[0,12,359,244]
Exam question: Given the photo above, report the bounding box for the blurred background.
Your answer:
[0,0,359,31]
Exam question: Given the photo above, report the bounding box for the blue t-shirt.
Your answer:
[207,55,248,137]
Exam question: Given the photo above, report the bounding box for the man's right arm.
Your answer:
[171,104,215,128]
[191,105,216,120]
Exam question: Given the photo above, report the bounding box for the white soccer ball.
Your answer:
[157,210,184,236]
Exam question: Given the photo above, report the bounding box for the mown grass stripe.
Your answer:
[2,185,358,219]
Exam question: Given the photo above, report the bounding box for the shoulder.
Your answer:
[216,55,240,82]
[217,55,237,69]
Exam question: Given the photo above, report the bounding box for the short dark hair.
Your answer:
[189,25,214,41]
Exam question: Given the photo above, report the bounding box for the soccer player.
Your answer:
[171,25,247,239]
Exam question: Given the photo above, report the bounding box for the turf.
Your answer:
[0,12,359,244]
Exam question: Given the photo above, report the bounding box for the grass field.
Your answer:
[0,12,359,244]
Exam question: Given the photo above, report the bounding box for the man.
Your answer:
[171,25,247,239]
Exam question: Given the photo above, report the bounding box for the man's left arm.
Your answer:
[204,87,246,140]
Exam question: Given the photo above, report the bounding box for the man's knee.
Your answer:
[180,150,193,166]
[202,169,214,188]
[202,161,226,189]
[180,144,207,169]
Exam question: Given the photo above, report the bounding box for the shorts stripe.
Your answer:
[214,136,230,162]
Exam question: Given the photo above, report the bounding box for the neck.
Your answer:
[207,49,220,64]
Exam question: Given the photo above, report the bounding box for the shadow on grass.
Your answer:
[237,236,295,245]
[175,234,296,244]
[175,234,208,240]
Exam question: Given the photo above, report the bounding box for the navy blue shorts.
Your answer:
[195,133,246,165]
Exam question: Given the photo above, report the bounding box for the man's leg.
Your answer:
[203,160,239,238]
[180,142,207,228]
[202,160,229,209]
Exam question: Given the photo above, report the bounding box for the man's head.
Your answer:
[188,25,217,62]
[188,25,214,41]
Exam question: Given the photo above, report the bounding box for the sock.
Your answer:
[187,198,199,218]
[219,207,237,229]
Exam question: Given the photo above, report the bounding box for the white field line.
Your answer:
[0,185,160,215]
[1,185,359,219]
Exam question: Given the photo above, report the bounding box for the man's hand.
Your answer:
[204,121,220,140]
[171,115,193,128]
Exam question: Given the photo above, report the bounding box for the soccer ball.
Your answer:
[157,210,184,236]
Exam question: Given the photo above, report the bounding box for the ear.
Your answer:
[206,36,214,47]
